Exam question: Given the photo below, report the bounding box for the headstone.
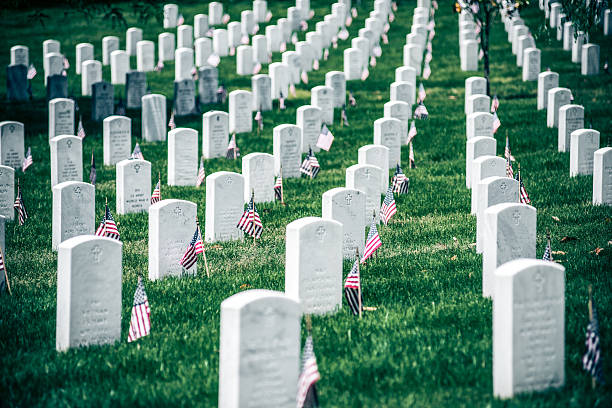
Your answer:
[10,45,28,66]
[344,48,363,80]
[158,33,176,62]
[227,22,241,49]
[141,94,167,142]
[296,105,322,153]
[466,112,494,139]
[253,0,267,23]
[476,176,519,253]
[273,124,302,177]
[466,94,491,116]
[241,10,255,36]
[358,145,390,192]
[537,71,559,110]
[103,115,131,166]
[43,39,61,58]
[605,9,612,36]
[48,98,75,140]
[0,216,5,254]
[199,66,219,105]
[373,117,401,169]
[511,26,528,54]
[110,50,129,85]
[0,166,14,221]
[209,2,223,25]
[285,217,343,314]
[202,111,229,158]
[50,135,82,188]
[384,101,411,142]
[218,290,300,408]
[581,43,600,76]
[173,79,197,116]
[251,74,272,111]
[522,48,540,81]
[177,25,194,49]
[91,81,114,122]
[194,14,209,38]
[47,74,68,100]
[44,52,63,85]
[269,62,289,100]
[252,35,268,64]
[213,29,229,57]
[465,76,487,114]
[136,40,155,72]
[81,60,101,97]
[325,71,346,108]
[287,6,302,31]
[6,65,28,102]
[175,47,194,81]
[126,71,147,109]
[102,36,119,66]
[163,4,179,29]
[75,43,94,75]
[570,129,600,177]
[52,181,94,250]
[296,42,314,73]
[322,187,366,259]
[229,90,253,134]
[126,27,142,56]
[571,31,586,63]
[471,156,507,215]
[0,121,24,170]
[593,147,612,205]
[460,40,478,71]
[168,128,198,186]
[546,87,572,128]
[352,37,370,71]
[466,136,496,188]
[493,259,565,398]
[266,25,282,52]
[148,199,197,279]
[236,45,253,75]
[56,235,122,351]
[311,86,334,125]
[404,44,424,75]
[550,3,561,27]
[282,51,301,85]
[346,164,382,223]
[195,37,213,68]
[242,153,275,203]
[562,22,574,51]
[116,159,151,214]
[558,105,584,152]
[516,35,535,67]
[482,203,536,297]
[204,172,245,242]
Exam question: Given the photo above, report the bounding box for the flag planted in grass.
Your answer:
[180,225,204,270]
[348,91,357,107]
[414,102,428,119]
[89,150,96,185]
[274,173,283,202]
[491,94,500,112]
[296,335,321,408]
[422,61,431,79]
[151,180,161,204]
[168,110,176,130]
[95,204,120,240]
[344,259,362,316]
[300,147,320,179]
[392,164,410,194]
[196,157,206,187]
[127,276,151,342]
[583,296,604,385]
[409,141,416,169]
[493,112,501,134]
[77,116,86,139]
[316,125,334,151]
[341,105,349,126]
[237,194,263,239]
[13,182,27,226]
[380,185,397,225]
[407,121,417,145]
[254,107,263,130]
[27,64,37,80]
[226,134,240,160]
[131,143,144,160]
[542,232,553,261]
[418,83,426,101]
[22,147,33,172]
[362,216,382,263]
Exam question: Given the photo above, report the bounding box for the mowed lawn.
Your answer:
[0,1,611,406]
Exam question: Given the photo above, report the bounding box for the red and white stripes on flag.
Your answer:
[151,181,161,204]
[362,216,382,263]
[27,64,37,80]
[168,110,176,130]
[392,164,410,194]
[13,187,27,226]
[491,94,500,112]
[127,277,151,342]
[493,112,501,134]
[296,335,321,408]
[407,121,417,145]
[77,117,86,139]
[179,225,204,270]
[380,185,397,225]
[95,204,120,240]
[22,147,33,172]
[418,83,426,102]
[196,158,206,187]
[237,195,263,239]
[131,143,144,160]
[409,141,416,169]
[274,174,283,201]
[344,259,362,315]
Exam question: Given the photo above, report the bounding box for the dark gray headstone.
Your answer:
[91,81,114,122]
[126,71,147,109]
[7,64,29,102]
[198,66,218,105]
[46,74,68,100]
[174,79,198,116]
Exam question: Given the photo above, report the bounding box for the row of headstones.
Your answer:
[541,0,603,75]
[457,10,479,71]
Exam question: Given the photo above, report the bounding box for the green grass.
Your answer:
[1,1,611,406]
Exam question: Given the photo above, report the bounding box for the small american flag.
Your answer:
[362,215,382,264]
[583,300,604,384]
[274,173,283,202]
[361,68,369,81]
[180,225,205,270]
[296,335,321,408]
[22,147,33,172]
[222,13,230,24]
[89,150,96,185]
[515,170,531,204]
[13,185,28,226]
[380,185,397,225]
[131,143,144,160]
[491,94,500,112]
[177,14,185,26]
[392,164,410,194]
[27,64,37,80]
[154,60,164,72]
[95,204,120,240]
[300,20,308,31]
[506,156,514,179]
[265,10,273,22]
[63,56,70,69]
[196,157,206,187]
[409,141,416,169]
[291,33,299,44]
[407,121,417,145]
[414,102,428,120]
[323,48,329,61]
[418,83,426,102]
[316,125,334,151]
[216,85,227,103]
[505,136,514,178]
[168,110,176,130]
[191,66,199,80]
[422,61,432,80]
[280,42,287,53]
[290,83,297,97]
[542,233,553,261]
[479,48,484,60]
[351,7,358,17]
[345,15,353,26]
[300,148,320,179]
[151,180,161,204]
[237,194,263,239]
[115,97,127,116]
[77,117,86,139]
[370,55,377,67]
[279,92,286,110]
[340,106,349,127]
[301,71,309,84]
[348,91,356,107]
[226,134,240,160]
[0,248,7,294]
[492,111,501,134]
[313,59,319,71]
[344,259,362,316]
[229,46,236,56]
[254,107,263,130]
[127,276,151,343]
[382,33,389,44]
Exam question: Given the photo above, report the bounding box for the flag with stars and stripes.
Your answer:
[77,117,86,139]
[168,110,176,130]
[131,143,144,160]
[151,181,161,204]
[491,94,500,112]
[296,335,321,408]
[418,83,426,102]
[300,148,320,179]
[279,92,286,110]
[274,174,283,201]
[13,186,27,226]
[422,61,431,80]
[392,164,410,194]
[226,134,240,160]
[493,112,501,134]
[63,56,70,69]
[0,248,7,293]
[348,91,357,107]
[506,156,514,179]
[409,141,416,169]
[237,194,263,239]
[127,276,151,342]
[196,158,206,187]
[344,259,362,316]
[361,216,382,264]
[27,64,37,80]
[515,173,531,204]
[216,85,227,103]
[407,121,417,145]
[316,125,334,151]
[95,204,120,240]
[89,150,96,185]
[341,106,349,126]
[177,13,184,25]
[542,233,553,261]
[179,225,204,270]
[414,102,428,119]
[255,107,263,130]
[22,147,33,172]
[583,301,604,384]
[154,60,164,71]
[380,185,397,225]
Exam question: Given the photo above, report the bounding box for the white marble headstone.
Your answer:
[0,121,25,170]
[242,153,275,203]
[273,124,302,177]
[141,94,167,142]
[322,187,366,259]
[205,172,245,242]
[202,111,229,159]
[346,164,382,223]
[570,129,600,177]
[593,147,612,206]
[116,159,151,214]
[296,105,322,153]
[103,115,131,166]
[229,90,253,134]
[50,135,82,188]
[52,181,94,250]
[168,128,198,186]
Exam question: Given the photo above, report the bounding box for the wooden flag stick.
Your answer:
[588,284,596,390]
[280,165,285,205]
[251,190,256,247]
[356,248,362,319]
[197,221,210,278]
[0,245,12,296]
[305,313,312,335]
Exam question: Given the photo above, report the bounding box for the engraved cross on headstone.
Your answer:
[512,210,521,226]
[345,193,352,206]
[91,245,102,263]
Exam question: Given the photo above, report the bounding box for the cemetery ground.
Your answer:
[1,1,611,406]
